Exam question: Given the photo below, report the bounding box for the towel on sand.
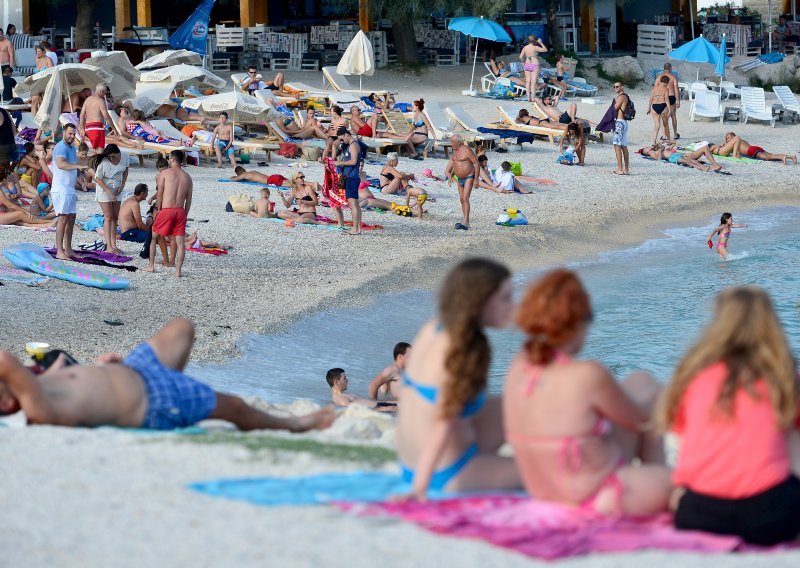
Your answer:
[0,266,49,286]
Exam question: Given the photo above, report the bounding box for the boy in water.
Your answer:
[327,368,396,411]
[0,319,335,432]
[368,342,411,400]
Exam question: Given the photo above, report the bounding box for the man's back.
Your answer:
[160,166,191,209]
[82,95,106,123]
[119,197,140,231]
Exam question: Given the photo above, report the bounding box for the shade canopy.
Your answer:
[448,16,512,42]
[135,49,203,70]
[669,36,730,65]
[84,51,139,100]
[181,91,275,123]
[138,64,226,90]
[14,63,114,98]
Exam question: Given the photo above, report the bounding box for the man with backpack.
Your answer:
[613,82,634,175]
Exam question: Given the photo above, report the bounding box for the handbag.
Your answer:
[277,142,300,158]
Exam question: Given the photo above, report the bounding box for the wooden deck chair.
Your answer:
[107,110,180,159]
[495,105,564,144]
[529,100,603,142]
[66,111,156,166]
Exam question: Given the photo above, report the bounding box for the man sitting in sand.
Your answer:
[327,368,396,411]
[250,187,273,218]
[0,319,335,432]
[368,342,410,400]
[709,132,797,165]
[119,183,151,242]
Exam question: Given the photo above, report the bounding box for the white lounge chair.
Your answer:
[740,86,776,127]
[772,85,800,113]
[718,80,741,100]
[569,77,598,96]
[322,66,388,96]
[689,90,723,123]
[480,61,498,93]
[688,82,708,101]
[444,106,501,145]
[495,105,564,143]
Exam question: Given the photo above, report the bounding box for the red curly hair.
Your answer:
[517,269,592,365]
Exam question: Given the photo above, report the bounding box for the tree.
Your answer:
[40,0,97,49]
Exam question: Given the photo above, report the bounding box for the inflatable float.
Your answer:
[3,244,129,290]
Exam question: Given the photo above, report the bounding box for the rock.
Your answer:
[602,56,644,83]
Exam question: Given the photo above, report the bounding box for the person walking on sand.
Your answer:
[51,124,87,260]
[656,62,680,140]
[78,83,113,151]
[707,212,747,260]
[520,35,547,102]
[445,134,479,230]
[144,150,192,277]
[612,82,631,175]
[211,112,236,169]
[0,319,336,433]
[332,127,365,235]
[648,76,672,146]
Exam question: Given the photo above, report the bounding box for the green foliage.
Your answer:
[594,63,640,88]
[178,432,395,466]
[748,70,800,94]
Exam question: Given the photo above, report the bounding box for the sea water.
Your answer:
[189,206,800,405]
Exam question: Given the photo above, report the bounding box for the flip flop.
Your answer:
[454,223,469,230]
[611,170,627,175]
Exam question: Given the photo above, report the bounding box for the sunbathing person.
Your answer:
[185,231,229,252]
[515,108,565,131]
[15,142,43,197]
[0,170,54,221]
[366,92,396,110]
[358,180,392,211]
[348,106,416,156]
[0,185,55,226]
[489,59,526,88]
[709,132,797,164]
[535,95,579,125]
[274,112,329,141]
[230,166,272,185]
[276,171,319,224]
[379,153,415,194]
[119,109,189,147]
[153,103,204,124]
[0,319,335,432]
[638,144,724,172]
[250,187,273,218]
[504,269,672,515]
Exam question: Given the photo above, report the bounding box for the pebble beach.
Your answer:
[3,63,800,566]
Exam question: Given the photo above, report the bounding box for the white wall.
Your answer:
[2,0,25,35]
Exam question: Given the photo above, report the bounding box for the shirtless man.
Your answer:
[327,368,396,411]
[230,165,272,184]
[276,171,319,224]
[368,342,410,400]
[144,150,192,277]
[211,112,236,168]
[656,62,680,140]
[710,132,797,164]
[444,134,479,230]
[0,30,14,69]
[119,183,151,243]
[535,95,578,126]
[0,319,336,432]
[79,83,113,151]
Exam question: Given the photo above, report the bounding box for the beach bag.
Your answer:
[496,208,528,226]
[301,144,322,161]
[491,81,514,98]
[510,162,522,176]
[278,142,300,158]
[226,193,254,214]
[623,95,636,121]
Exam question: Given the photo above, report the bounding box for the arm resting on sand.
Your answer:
[0,352,56,424]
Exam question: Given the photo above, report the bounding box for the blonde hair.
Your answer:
[659,287,798,431]
[386,152,398,162]
[291,171,304,184]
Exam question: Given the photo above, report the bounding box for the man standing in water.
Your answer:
[144,150,192,277]
[655,63,680,140]
[612,82,631,176]
[445,134,479,230]
[79,83,113,151]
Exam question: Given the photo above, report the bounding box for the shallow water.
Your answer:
[190,206,800,404]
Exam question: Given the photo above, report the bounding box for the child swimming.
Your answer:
[707,212,747,259]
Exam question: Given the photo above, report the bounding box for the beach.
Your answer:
[3,63,800,566]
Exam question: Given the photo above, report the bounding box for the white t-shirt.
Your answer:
[492,169,515,192]
[51,141,78,193]
[94,151,129,201]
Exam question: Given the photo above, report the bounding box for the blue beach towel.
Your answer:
[477,127,535,145]
[217,179,287,190]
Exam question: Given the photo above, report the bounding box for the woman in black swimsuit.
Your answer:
[515,109,567,132]
[648,75,672,146]
[379,152,414,194]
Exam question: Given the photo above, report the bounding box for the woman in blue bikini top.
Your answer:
[395,258,522,501]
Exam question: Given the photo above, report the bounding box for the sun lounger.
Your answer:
[65,111,156,165]
[268,121,326,150]
[322,66,389,95]
[569,77,598,96]
[107,109,183,159]
[772,85,800,114]
[717,80,741,100]
[443,106,501,145]
[689,91,723,123]
[529,100,603,142]
[149,119,214,162]
[284,82,329,99]
[480,62,527,98]
[420,103,456,158]
[495,105,564,143]
[740,86,776,127]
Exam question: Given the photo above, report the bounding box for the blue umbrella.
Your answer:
[669,36,730,81]
[448,16,512,95]
[715,34,726,77]
[169,0,216,56]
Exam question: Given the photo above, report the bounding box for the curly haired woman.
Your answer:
[395,258,521,501]
[503,269,672,515]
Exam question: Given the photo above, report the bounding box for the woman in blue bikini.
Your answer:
[395,258,521,501]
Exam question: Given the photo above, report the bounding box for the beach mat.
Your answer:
[259,217,384,231]
[517,177,557,185]
[679,144,758,164]
[339,496,796,560]
[217,179,287,189]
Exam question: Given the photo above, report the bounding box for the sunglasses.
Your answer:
[298,175,305,179]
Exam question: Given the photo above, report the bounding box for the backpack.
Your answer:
[622,94,636,121]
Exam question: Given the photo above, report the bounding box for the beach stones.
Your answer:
[602,56,644,83]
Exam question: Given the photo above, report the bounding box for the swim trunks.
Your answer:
[668,152,681,164]
[120,228,149,243]
[746,146,764,158]
[51,189,77,216]
[668,95,677,106]
[559,112,572,124]
[216,139,235,157]
[152,207,187,237]
[123,342,217,430]
[267,174,286,186]
[357,123,373,137]
[85,121,106,150]
[613,119,628,147]
[344,176,360,200]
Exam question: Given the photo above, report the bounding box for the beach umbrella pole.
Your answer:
[464,37,480,96]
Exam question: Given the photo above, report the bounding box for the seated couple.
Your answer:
[0,319,335,433]
[117,108,192,147]
[710,133,797,164]
[637,144,725,173]
[327,368,396,412]
[476,155,531,193]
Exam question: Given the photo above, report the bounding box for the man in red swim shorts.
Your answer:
[144,150,193,277]
[78,83,113,150]
[709,132,797,164]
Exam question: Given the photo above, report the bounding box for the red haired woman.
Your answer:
[503,268,672,515]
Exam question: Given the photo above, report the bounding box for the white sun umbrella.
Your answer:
[130,81,178,116]
[135,49,203,70]
[138,64,226,91]
[14,63,114,99]
[83,51,139,100]
[336,30,374,92]
[181,91,276,135]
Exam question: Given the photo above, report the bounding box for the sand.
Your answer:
[2,63,800,566]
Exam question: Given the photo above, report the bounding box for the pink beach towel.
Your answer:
[339,496,794,560]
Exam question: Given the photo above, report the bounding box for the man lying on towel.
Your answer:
[0,319,335,432]
[230,166,289,187]
[709,132,797,165]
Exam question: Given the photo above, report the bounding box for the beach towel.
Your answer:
[44,248,137,272]
[186,245,228,256]
[517,176,557,185]
[315,215,384,231]
[216,179,288,190]
[679,143,757,163]
[476,127,535,145]
[322,157,347,209]
[0,266,49,286]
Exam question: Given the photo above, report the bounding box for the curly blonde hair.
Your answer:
[439,258,510,419]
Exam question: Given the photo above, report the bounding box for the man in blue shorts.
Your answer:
[0,319,336,432]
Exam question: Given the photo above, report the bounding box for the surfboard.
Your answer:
[3,244,129,290]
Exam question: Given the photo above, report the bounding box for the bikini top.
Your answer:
[401,370,487,418]
[507,352,612,471]
[413,118,425,127]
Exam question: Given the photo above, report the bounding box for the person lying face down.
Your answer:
[0,319,335,432]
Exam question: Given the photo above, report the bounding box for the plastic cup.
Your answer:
[269,201,275,213]
[25,342,50,360]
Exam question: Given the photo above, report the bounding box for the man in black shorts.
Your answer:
[656,62,680,140]
[332,127,365,235]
